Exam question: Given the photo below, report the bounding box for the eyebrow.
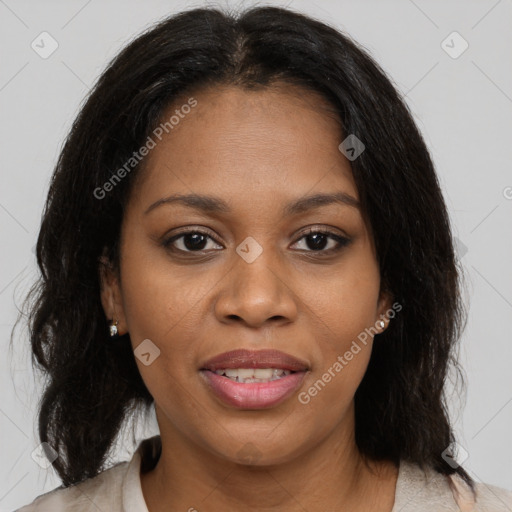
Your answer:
[144,191,360,216]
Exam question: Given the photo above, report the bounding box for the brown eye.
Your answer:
[163,230,223,253]
[292,229,351,254]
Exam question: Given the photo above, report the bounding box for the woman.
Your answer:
[15,5,512,511]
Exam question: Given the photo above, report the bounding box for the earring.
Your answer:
[109,319,119,337]
[378,320,385,330]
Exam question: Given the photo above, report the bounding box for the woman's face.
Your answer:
[102,84,391,464]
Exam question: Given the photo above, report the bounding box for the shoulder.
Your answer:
[446,468,512,511]
[14,435,160,512]
[395,460,512,512]
[14,460,129,512]
[468,479,512,511]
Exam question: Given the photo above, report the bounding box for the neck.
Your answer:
[141,406,398,512]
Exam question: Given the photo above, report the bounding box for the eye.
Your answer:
[291,228,351,254]
[163,229,223,253]
[162,227,351,255]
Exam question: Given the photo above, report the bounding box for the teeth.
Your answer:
[213,368,292,383]
[254,369,273,379]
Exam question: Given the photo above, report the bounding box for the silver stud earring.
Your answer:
[378,320,385,329]
[109,319,119,337]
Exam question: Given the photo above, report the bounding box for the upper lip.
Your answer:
[200,349,309,372]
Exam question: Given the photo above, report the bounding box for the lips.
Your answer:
[199,349,310,409]
[200,371,307,409]
[200,348,310,372]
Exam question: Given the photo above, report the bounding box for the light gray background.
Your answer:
[1,0,511,509]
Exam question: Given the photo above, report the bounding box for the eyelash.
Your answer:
[162,227,351,257]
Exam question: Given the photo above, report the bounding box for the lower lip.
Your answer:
[200,370,307,409]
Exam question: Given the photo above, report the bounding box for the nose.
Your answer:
[214,247,298,328]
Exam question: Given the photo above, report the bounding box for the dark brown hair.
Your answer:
[14,4,472,491]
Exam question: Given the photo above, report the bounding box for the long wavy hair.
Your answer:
[13,5,472,490]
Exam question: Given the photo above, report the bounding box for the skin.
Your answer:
[100,84,397,511]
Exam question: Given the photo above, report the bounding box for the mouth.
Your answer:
[210,367,295,383]
[199,369,307,409]
[199,349,309,409]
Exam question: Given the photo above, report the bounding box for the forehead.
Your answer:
[130,84,358,210]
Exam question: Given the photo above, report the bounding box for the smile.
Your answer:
[200,368,307,409]
[213,368,292,383]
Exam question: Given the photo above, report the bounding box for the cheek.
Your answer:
[119,241,215,345]
[295,274,377,434]
[118,243,220,408]
[118,247,208,418]
[300,253,381,348]
[294,252,380,406]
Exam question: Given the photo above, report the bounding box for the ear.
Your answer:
[375,287,394,333]
[98,254,128,336]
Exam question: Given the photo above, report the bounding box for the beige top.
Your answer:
[15,435,512,511]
